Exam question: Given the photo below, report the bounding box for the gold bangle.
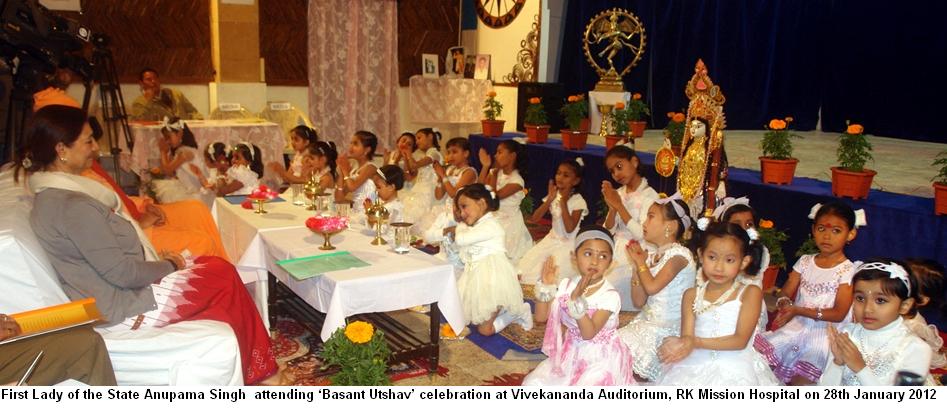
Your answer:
[632,278,640,287]
[637,264,648,274]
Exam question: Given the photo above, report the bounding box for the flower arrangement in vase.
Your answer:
[523,97,549,144]
[757,219,788,290]
[663,112,686,155]
[605,101,629,150]
[559,94,589,150]
[625,92,650,138]
[320,321,391,385]
[831,122,875,199]
[245,184,279,213]
[932,150,947,215]
[306,214,350,250]
[481,91,504,137]
[759,117,803,185]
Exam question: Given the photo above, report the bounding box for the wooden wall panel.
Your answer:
[259,0,307,86]
[397,0,460,86]
[63,0,213,84]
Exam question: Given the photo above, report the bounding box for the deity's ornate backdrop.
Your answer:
[559,0,947,143]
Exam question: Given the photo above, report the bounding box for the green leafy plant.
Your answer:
[608,101,631,136]
[483,91,503,120]
[932,150,947,184]
[523,97,548,126]
[837,122,873,172]
[757,219,788,268]
[761,117,803,160]
[795,236,820,258]
[663,112,686,146]
[625,93,650,121]
[560,94,588,131]
[320,320,391,385]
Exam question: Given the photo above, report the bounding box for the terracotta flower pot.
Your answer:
[605,135,624,150]
[830,167,876,200]
[580,118,590,132]
[481,119,505,137]
[525,124,549,144]
[628,121,647,138]
[759,157,798,185]
[935,182,947,215]
[560,129,589,150]
[762,265,780,291]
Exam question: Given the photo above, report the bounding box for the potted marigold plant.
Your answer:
[757,219,788,290]
[626,92,650,138]
[605,101,629,150]
[481,91,504,137]
[933,150,947,215]
[759,117,802,185]
[523,97,549,144]
[559,94,589,150]
[320,320,391,385]
[663,112,686,156]
[831,122,875,199]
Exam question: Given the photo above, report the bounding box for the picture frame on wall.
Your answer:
[473,54,491,80]
[422,54,439,78]
[446,46,465,78]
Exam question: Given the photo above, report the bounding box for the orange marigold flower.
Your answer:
[529,97,540,104]
[632,93,642,100]
[487,91,497,98]
[344,321,374,344]
[667,112,675,118]
[150,167,162,175]
[568,95,577,102]
[615,102,626,110]
[759,219,774,229]
[769,119,787,130]
[846,124,864,135]
[785,116,794,123]
[440,323,457,338]
[672,113,686,123]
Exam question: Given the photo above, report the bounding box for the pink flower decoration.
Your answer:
[241,199,253,209]
[248,184,279,201]
[306,215,349,233]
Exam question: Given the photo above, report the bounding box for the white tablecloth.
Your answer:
[129,120,286,176]
[409,76,493,123]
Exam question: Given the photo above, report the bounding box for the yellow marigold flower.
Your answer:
[759,219,774,229]
[567,95,577,102]
[666,112,675,118]
[632,93,642,100]
[672,113,686,123]
[150,167,162,175]
[344,321,374,344]
[487,91,497,98]
[529,97,540,104]
[769,119,786,130]
[440,323,457,338]
[846,124,864,135]
[615,102,626,110]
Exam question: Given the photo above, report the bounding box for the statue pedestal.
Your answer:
[589,91,630,135]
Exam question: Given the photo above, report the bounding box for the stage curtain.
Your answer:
[558,0,825,132]
[308,0,400,149]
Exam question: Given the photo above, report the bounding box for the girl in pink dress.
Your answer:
[523,226,636,386]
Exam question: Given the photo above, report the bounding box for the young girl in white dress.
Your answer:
[335,131,379,214]
[714,196,770,332]
[601,145,659,310]
[215,142,263,196]
[518,158,587,284]
[268,125,318,185]
[416,137,476,243]
[359,165,405,236]
[902,259,947,370]
[617,195,697,381]
[155,117,212,205]
[401,128,442,225]
[477,139,533,262]
[524,226,636,386]
[819,260,934,385]
[657,222,779,386]
[755,201,864,385]
[449,183,531,336]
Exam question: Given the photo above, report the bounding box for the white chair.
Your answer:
[0,169,243,386]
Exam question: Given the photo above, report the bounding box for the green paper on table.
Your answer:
[276,251,371,280]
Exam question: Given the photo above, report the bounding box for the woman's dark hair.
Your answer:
[721,204,757,224]
[378,165,405,190]
[574,224,614,251]
[353,130,378,158]
[232,143,263,178]
[696,222,764,277]
[812,201,857,230]
[397,132,418,152]
[204,142,230,164]
[852,258,916,301]
[498,139,528,180]
[655,198,693,242]
[291,125,319,144]
[604,144,644,177]
[455,183,499,212]
[161,117,197,156]
[558,158,584,188]
[14,105,88,182]
[904,258,946,318]
[445,136,470,153]
[308,140,338,179]
[416,128,441,150]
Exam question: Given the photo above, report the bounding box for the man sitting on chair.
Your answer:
[130,68,203,121]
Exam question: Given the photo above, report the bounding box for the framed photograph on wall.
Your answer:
[447,46,465,78]
[422,54,439,78]
[473,54,491,80]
